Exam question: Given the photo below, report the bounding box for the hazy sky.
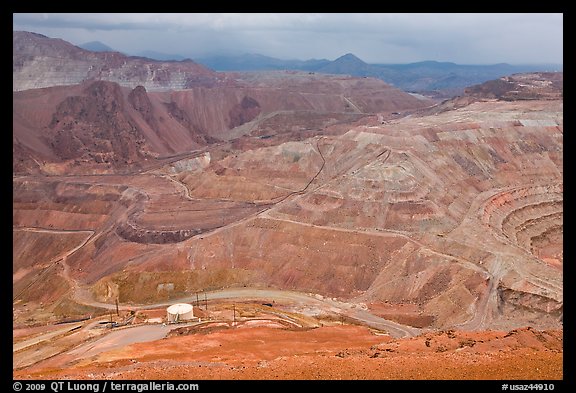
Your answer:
[13,13,563,64]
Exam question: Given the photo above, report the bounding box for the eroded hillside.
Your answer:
[14,77,429,175]
[13,73,562,333]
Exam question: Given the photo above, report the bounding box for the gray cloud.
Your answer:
[13,13,563,64]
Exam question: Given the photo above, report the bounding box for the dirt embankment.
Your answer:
[15,325,562,380]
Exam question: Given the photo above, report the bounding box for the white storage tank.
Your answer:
[166,303,194,323]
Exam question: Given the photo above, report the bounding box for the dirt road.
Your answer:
[72,287,419,338]
[13,323,83,353]
[66,324,171,360]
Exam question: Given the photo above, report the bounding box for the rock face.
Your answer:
[128,85,154,124]
[11,82,232,173]
[48,81,147,164]
[13,31,224,91]
[228,96,261,128]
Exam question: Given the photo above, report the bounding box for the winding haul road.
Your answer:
[14,138,445,349]
[14,139,425,340]
[54,138,420,338]
[15,223,422,339]
[14,132,491,343]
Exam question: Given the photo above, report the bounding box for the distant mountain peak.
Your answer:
[334,53,366,64]
[317,53,370,75]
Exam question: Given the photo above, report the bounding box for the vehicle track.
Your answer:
[13,228,95,302]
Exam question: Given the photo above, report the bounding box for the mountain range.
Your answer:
[198,53,562,94]
[68,40,562,96]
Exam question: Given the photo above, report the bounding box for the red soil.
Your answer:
[15,325,562,380]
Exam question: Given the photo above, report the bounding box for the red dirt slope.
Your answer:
[15,325,562,380]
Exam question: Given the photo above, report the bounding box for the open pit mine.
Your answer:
[13,32,562,380]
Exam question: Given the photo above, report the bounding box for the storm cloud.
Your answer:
[13,13,563,64]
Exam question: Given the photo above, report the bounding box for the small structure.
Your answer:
[166,303,194,323]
